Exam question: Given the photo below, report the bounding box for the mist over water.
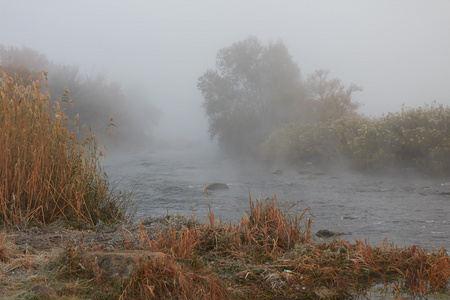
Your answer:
[104,147,450,251]
[2,1,450,252]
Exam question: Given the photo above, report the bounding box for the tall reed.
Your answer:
[0,67,124,226]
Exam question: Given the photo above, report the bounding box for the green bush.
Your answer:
[262,103,450,175]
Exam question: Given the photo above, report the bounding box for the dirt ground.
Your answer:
[0,216,194,299]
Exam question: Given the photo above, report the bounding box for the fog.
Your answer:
[2,1,450,251]
[2,1,450,147]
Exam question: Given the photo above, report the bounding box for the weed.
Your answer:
[0,232,9,262]
[122,255,231,300]
[0,67,129,227]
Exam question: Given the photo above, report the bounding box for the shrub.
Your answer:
[262,102,450,175]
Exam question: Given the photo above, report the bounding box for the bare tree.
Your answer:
[305,69,362,122]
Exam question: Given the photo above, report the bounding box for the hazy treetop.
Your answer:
[1,1,449,142]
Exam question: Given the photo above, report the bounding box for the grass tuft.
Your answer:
[0,67,128,227]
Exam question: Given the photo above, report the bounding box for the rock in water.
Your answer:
[273,169,283,175]
[316,229,339,238]
[206,183,230,190]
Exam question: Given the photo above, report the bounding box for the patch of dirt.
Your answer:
[0,215,197,299]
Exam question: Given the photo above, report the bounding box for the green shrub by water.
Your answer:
[262,102,450,175]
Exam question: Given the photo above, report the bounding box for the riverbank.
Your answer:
[1,197,448,299]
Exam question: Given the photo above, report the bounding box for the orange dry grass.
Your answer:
[136,195,312,263]
[0,232,9,262]
[233,193,311,260]
[121,255,231,300]
[133,196,448,298]
[0,67,112,226]
[282,238,450,298]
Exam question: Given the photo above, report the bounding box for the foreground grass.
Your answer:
[1,195,448,299]
[0,68,128,227]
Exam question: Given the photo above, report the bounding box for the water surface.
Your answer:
[104,148,450,251]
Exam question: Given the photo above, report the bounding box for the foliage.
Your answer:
[0,44,161,148]
[262,102,450,175]
[350,102,450,173]
[198,36,304,154]
[261,117,364,165]
[0,68,127,226]
[198,37,362,156]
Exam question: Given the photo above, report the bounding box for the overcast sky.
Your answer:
[1,0,450,143]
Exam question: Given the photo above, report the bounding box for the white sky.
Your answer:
[1,0,450,142]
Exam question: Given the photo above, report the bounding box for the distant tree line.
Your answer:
[198,36,362,156]
[0,44,161,148]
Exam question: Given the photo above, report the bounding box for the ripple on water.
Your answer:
[104,150,450,251]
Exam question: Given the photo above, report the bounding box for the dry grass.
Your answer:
[132,195,448,298]
[0,232,10,263]
[0,67,127,227]
[0,195,447,299]
[122,255,231,300]
[280,238,450,298]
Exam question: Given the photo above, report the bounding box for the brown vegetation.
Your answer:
[0,67,127,226]
[0,196,448,299]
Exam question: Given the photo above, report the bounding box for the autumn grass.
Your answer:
[104,195,447,299]
[262,102,450,175]
[1,195,448,299]
[0,232,9,262]
[0,67,128,227]
[123,255,231,300]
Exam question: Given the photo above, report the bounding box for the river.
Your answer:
[103,147,450,251]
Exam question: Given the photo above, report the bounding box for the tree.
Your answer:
[198,36,304,154]
[0,44,161,148]
[304,69,362,122]
[0,45,49,86]
[47,65,127,138]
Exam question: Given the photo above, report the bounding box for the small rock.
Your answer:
[206,183,229,190]
[96,220,105,232]
[315,286,335,298]
[273,169,283,175]
[30,285,54,298]
[316,229,339,238]
[82,250,168,278]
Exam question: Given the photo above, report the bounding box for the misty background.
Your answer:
[1,1,449,149]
